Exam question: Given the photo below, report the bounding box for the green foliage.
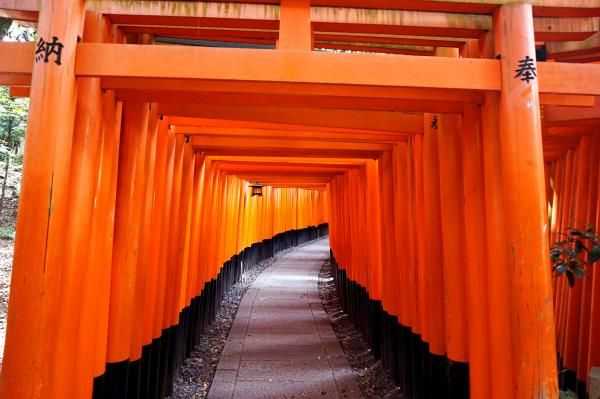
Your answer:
[2,20,35,42]
[0,17,11,37]
[0,226,14,240]
[550,226,600,287]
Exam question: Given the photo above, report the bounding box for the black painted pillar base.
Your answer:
[92,224,329,399]
[330,253,470,399]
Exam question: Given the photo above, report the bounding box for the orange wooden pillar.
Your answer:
[578,134,600,393]
[128,104,159,398]
[482,89,514,399]
[365,161,383,303]
[588,140,600,385]
[0,1,85,398]
[421,113,447,384]
[105,101,150,397]
[462,104,491,399]
[411,135,428,345]
[494,3,558,397]
[437,113,468,371]
[567,136,592,392]
[89,91,123,393]
[153,128,177,399]
[139,117,170,398]
[49,11,109,398]
[556,150,576,360]
[479,26,515,393]
[460,40,492,399]
[278,0,312,51]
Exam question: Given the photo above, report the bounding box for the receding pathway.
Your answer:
[207,238,362,399]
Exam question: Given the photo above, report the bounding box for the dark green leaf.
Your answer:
[588,245,600,264]
[0,18,11,37]
[573,266,587,279]
[575,240,584,256]
[554,264,567,274]
[566,271,575,287]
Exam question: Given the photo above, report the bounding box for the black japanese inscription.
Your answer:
[514,55,537,84]
[431,115,438,130]
[35,36,64,66]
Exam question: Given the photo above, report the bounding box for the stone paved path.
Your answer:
[207,238,362,399]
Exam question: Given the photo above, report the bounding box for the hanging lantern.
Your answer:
[250,182,263,197]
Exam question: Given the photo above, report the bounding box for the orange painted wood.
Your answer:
[129,104,159,362]
[494,4,558,397]
[50,12,109,398]
[481,91,515,399]
[437,113,468,363]
[0,1,86,398]
[278,0,312,50]
[462,104,491,398]
[142,119,169,346]
[421,113,446,357]
[74,43,502,91]
[107,101,150,363]
[90,92,123,378]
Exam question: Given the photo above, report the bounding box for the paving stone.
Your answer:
[233,379,338,399]
[208,238,362,399]
[237,359,334,382]
[248,312,314,321]
[322,338,346,359]
[241,342,325,361]
[228,318,249,339]
[207,369,236,399]
[247,319,317,335]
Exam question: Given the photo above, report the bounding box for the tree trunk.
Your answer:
[0,116,14,215]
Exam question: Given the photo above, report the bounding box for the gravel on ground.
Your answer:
[318,260,403,399]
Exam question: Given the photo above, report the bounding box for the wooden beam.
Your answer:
[547,31,600,58]
[538,62,600,95]
[87,1,279,20]
[105,78,484,103]
[165,116,406,136]
[233,175,333,184]
[172,125,411,141]
[311,1,600,17]
[312,7,599,40]
[207,155,369,165]
[315,42,435,56]
[0,73,31,86]
[198,147,382,158]
[115,89,465,113]
[215,162,356,172]
[314,32,465,48]
[0,0,35,11]
[539,93,595,107]
[75,43,501,91]
[3,41,600,96]
[8,86,30,98]
[0,41,34,74]
[160,103,423,132]
[192,134,391,151]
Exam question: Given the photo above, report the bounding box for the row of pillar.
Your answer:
[328,3,558,398]
[0,5,329,399]
[548,133,600,397]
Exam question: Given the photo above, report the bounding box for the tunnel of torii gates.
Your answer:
[1,0,600,398]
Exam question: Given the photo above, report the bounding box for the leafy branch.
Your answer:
[550,227,600,287]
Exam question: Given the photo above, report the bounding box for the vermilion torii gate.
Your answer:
[0,0,599,398]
